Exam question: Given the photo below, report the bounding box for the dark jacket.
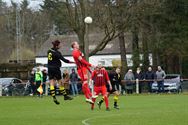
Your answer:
[135,72,144,80]
[42,71,48,83]
[145,71,155,82]
[109,71,121,85]
[70,72,78,82]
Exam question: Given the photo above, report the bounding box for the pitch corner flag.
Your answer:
[37,85,43,94]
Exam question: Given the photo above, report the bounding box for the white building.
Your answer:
[35,34,152,70]
[36,54,136,67]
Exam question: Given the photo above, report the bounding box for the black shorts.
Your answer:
[106,84,117,94]
[48,67,61,80]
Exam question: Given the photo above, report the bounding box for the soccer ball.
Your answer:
[84,17,92,24]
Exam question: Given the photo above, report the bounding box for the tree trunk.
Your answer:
[142,30,150,71]
[118,32,127,77]
[179,55,182,75]
[77,31,85,52]
[132,26,140,70]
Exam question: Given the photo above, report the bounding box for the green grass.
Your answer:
[0,94,188,125]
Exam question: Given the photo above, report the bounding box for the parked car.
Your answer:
[152,74,182,93]
[0,78,25,96]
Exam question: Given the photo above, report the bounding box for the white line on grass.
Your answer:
[82,114,121,125]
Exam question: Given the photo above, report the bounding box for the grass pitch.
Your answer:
[0,94,187,125]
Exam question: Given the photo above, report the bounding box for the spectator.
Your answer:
[70,68,79,96]
[134,67,144,93]
[42,69,48,95]
[156,66,166,93]
[116,68,124,95]
[29,70,36,96]
[77,78,82,93]
[34,67,43,97]
[107,67,121,109]
[124,69,135,94]
[63,69,70,94]
[145,67,155,93]
[113,68,125,95]
[109,68,121,93]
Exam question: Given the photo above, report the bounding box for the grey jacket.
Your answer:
[124,72,135,81]
[156,70,166,81]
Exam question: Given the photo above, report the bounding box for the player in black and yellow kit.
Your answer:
[48,40,74,105]
[97,67,121,109]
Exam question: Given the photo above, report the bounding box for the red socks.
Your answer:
[91,98,96,109]
[104,96,109,108]
[82,83,92,99]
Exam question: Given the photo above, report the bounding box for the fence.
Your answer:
[0,78,188,96]
[120,79,188,93]
[0,63,34,80]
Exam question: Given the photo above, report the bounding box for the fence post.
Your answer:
[136,79,139,94]
[45,84,48,96]
[91,80,94,96]
[0,83,2,96]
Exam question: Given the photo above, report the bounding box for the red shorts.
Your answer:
[77,67,89,82]
[94,85,107,96]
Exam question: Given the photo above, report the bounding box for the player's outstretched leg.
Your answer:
[50,85,60,105]
[59,86,73,100]
[82,83,94,104]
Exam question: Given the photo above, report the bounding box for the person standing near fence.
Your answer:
[29,70,36,96]
[124,69,135,94]
[156,66,166,93]
[34,67,43,97]
[114,68,122,94]
[134,67,144,93]
[63,69,70,94]
[42,69,48,95]
[70,68,79,96]
[145,67,155,93]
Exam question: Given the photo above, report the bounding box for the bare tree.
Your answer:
[0,0,51,63]
[42,0,121,60]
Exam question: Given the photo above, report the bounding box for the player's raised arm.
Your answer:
[57,52,74,64]
[90,70,95,80]
[71,41,95,67]
[78,55,92,67]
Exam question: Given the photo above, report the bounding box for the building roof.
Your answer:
[36,33,133,57]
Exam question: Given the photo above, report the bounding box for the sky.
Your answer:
[2,0,44,10]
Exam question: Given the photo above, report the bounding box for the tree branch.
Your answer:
[89,29,120,56]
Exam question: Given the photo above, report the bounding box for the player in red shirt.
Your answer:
[71,41,97,104]
[90,63,112,111]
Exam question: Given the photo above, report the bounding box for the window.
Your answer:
[13,79,22,84]
[99,61,105,65]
